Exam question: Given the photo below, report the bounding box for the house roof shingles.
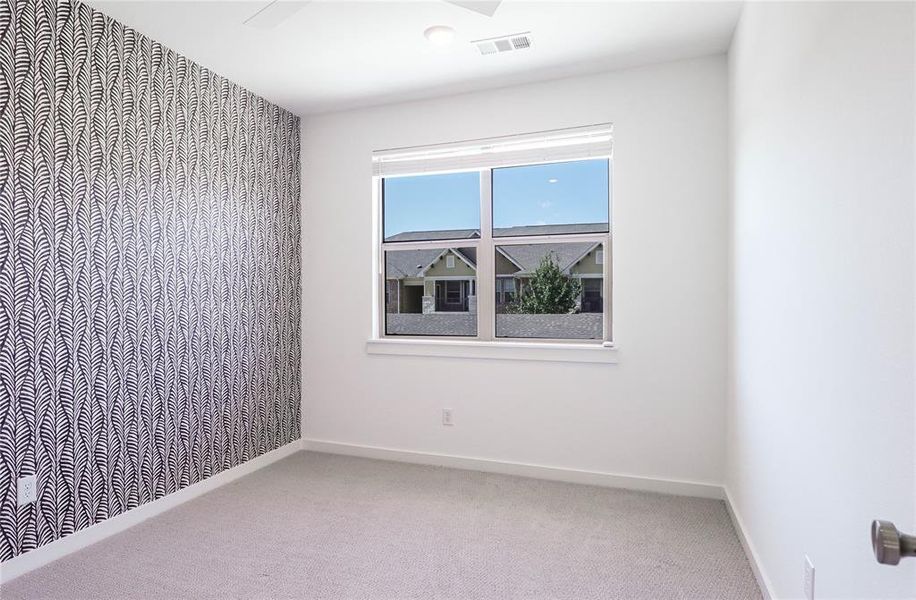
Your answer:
[385,247,478,279]
[385,246,602,282]
[385,249,442,279]
[384,222,608,243]
[498,242,597,276]
[494,222,608,237]
[384,229,479,242]
[384,223,606,279]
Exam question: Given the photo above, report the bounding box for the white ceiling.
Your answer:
[85,1,743,116]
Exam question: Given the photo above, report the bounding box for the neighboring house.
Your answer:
[385,223,607,314]
[386,246,479,314]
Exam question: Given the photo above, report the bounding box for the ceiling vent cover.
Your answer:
[473,32,532,56]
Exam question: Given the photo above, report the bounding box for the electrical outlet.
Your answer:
[442,408,454,426]
[803,554,815,600]
[17,474,36,506]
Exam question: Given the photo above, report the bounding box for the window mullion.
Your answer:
[477,169,494,341]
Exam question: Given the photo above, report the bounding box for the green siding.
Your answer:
[570,245,604,275]
[424,249,477,277]
[495,250,520,276]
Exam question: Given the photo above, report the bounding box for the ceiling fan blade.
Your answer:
[244,1,309,30]
[444,1,503,18]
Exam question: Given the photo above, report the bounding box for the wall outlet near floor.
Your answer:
[442,408,454,426]
[803,554,815,600]
[17,474,37,506]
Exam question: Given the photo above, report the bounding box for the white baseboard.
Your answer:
[724,487,776,600]
[302,438,724,499]
[0,439,303,585]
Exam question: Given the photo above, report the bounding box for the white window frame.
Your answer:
[369,126,617,364]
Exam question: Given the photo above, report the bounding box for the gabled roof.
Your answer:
[455,247,477,266]
[498,242,599,276]
[417,247,476,276]
[385,249,443,279]
[386,243,598,279]
[386,247,477,279]
[384,223,606,279]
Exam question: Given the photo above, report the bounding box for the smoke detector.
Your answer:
[473,32,532,56]
[425,25,456,47]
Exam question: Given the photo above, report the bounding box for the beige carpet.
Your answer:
[1,452,762,599]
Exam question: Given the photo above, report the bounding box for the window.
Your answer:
[375,125,612,345]
[384,247,477,336]
[492,159,609,237]
[495,242,605,340]
[383,172,480,242]
[495,277,516,307]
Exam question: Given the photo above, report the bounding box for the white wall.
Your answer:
[301,56,729,487]
[728,2,916,598]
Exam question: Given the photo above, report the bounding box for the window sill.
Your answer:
[365,338,618,364]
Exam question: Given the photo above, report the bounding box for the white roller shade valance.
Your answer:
[372,124,613,178]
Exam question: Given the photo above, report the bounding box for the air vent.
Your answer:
[473,32,532,56]
[510,35,530,50]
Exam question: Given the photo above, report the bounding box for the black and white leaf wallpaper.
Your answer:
[0,0,301,561]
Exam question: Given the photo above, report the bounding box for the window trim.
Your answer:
[366,337,618,364]
[372,124,612,177]
[371,131,614,360]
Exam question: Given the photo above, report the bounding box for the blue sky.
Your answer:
[384,171,480,238]
[383,159,610,239]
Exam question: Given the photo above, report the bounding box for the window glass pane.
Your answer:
[383,172,480,242]
[385,247,478,337]
[495,242,604,339]
[492,159,610,237]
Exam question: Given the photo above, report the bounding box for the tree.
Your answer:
[510,252,581,314]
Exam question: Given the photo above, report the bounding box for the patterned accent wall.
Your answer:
[0,0,301,560]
